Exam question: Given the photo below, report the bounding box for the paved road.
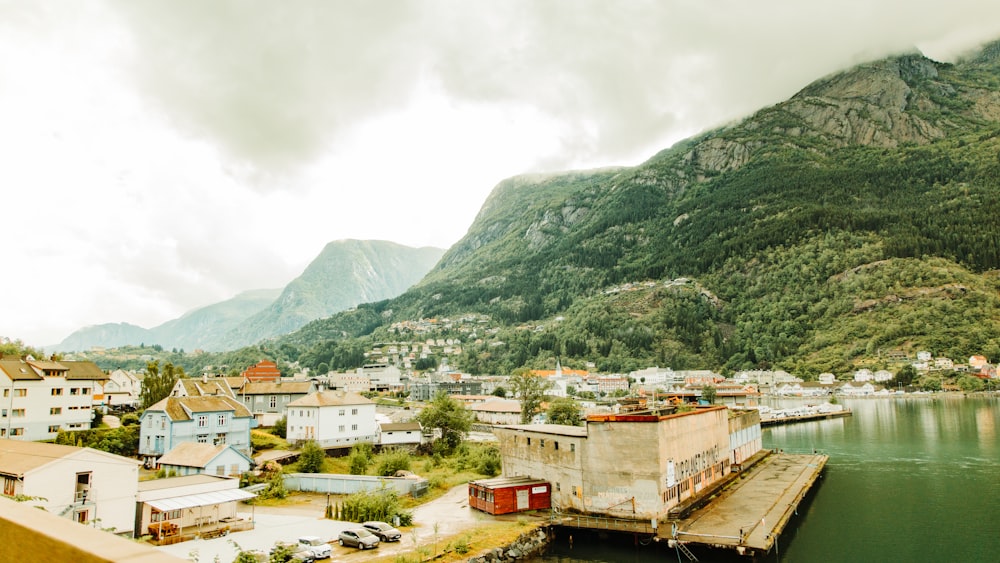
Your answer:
[156,484,495,562]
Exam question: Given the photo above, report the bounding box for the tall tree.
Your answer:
[510,368,551,424]
[546,397,582,426]
[416,391,472,454]
[139,361,183,409]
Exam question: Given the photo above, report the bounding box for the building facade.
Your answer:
[0,358,96,441]
[493,406,743,520]
[0,439,139,535]
[139,396,255,466]
[285,391,377,448]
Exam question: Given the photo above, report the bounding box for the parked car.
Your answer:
[338,527,380,549]
[362,521,402,542]
[297,536,332,559]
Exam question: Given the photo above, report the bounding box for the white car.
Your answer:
[298,536,332,559]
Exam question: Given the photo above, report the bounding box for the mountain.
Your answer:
[278,41,1000,377]
[205,240,445,351]
[54,240,444,353]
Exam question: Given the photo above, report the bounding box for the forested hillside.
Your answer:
[217,43,1000,377]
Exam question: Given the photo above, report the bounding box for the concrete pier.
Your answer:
[662,452,827,556]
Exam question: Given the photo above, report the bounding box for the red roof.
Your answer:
[241,360,281,382]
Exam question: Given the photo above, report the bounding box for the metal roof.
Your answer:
[146,488,256,512]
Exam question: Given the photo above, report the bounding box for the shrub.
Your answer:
[120,413,140,426]
[348,443,374,475]
[339,487,407,524]
[272,416,287,438]
[297,440,326,474]
[374,448,412,477]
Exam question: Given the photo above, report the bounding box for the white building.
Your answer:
[853,369,874,382]
[0,358,96,441]
[285,391,377,448]
[817,373,837,384]
[0,439,139,535]
[103,369,142,408]
[378,422,424,446]
[358,364,402,390]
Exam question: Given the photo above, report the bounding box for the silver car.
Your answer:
[362,521,402,542]
[338,527,380,549]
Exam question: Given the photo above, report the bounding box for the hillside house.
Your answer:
[0,438,139,535]
[285,390,377,448]
[139,396,255,467]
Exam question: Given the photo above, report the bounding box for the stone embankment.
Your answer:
[466,527,551,563]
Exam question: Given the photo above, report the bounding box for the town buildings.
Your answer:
[234,379,315,426]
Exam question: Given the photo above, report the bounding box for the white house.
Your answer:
[0,438,139,535]
[285,391,377,448]
[818,373,837,384]
[103,369,142,408]
[0,358,96,441]
[853,369,874,382]
[874,370,894,383]
[839,382,878,396]
[156,442,254,477]
[468,399,522,425]
[378,422,424,446]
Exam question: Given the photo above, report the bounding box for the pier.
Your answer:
[760,409,851,427]
[663,452,827,557]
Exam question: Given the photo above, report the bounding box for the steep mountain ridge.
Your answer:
[280,41,1000,376]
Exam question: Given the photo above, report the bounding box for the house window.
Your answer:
[554,442,559,450]
[50,407,62,416]
[1,409,5,417]
[197,435,209,443]
[198,415,208,427]
[230,464,238,475]
[269,396,277,408]
[351,424,358,431]
[70,388,80,395]
[339,409,345,416]
[338,425,345,432]
[1,389,6,397]
[82,388,90,395]
[51,388,63,396]
[14,389,26,397]
[540,439,546,447]
[12,409,25,417]
[215,433,227,445]
[570,443,576,452]
[11,428,23,436]
[217,414,227,425]
[527,438,531,445]
[3,477,14,495]
[216,465,225,476]
[351,408,358,415]
[48,425,60,433]
[160,417,166,430]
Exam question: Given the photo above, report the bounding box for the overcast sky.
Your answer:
[4,1,1000,347]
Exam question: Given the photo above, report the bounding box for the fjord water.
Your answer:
[534,395,1000,563]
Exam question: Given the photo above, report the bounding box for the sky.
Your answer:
[4,0,1000,348]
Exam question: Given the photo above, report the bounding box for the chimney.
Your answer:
[202,374,208,384]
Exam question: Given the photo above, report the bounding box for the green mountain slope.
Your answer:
[281,43,1000,377]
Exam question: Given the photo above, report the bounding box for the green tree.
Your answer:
[920,376,943,392]
[701,385,717,405]
[957,375,985,392]
[272,416,287,439]
[893,365,918,387]
[416,391,473,454]
[509,369,551,424]
[491,386,507,398]
[297,440,326,473]
[139,361,183,409]
[347,443,374,475]
[546,397,582,426]
[374,448,412,476]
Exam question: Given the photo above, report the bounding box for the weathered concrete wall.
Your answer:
[284,473,427,495]
[494,427,586,512]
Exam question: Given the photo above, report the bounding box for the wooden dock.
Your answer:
[662,452,827,557]
[760,409,851,427]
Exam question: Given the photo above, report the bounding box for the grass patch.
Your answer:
[251,429,289,450]
[366,521,544,563]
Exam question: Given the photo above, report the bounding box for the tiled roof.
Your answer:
[146,396,253,421]
[0,359,42,381]
[379,422,422,432]
[238,381,313,395]
[62,361,108,380]
[0,439,79,476]
[157,442,227,469]
[287,390,374,407]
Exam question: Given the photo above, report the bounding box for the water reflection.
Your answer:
[530,395,1000,563]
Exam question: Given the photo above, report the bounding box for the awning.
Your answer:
[147,488,256,512]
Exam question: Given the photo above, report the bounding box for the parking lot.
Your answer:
[155,484,495,562]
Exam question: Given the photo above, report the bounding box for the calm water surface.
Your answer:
[532,395,1000,563]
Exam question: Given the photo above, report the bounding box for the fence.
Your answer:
[283,473,429,497]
